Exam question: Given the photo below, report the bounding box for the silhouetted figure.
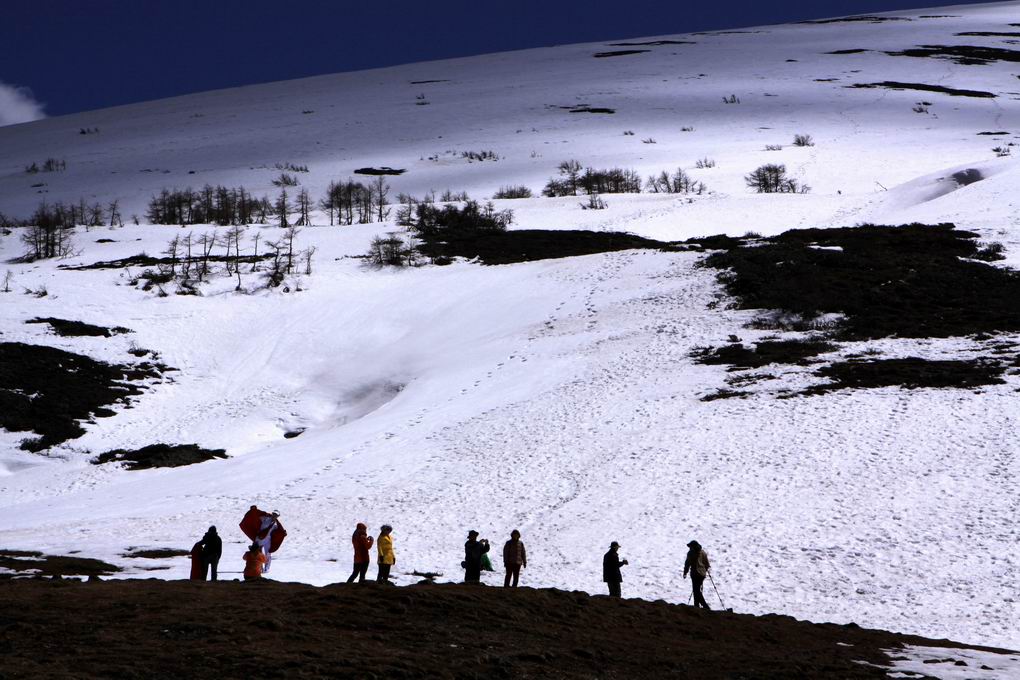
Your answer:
[463,530,490,583]
[239,506,287,573]
[376,525,395,583]
[201,526,222,581]
[347,523,374,584]
[603,541,628,597]
[243,542,266,581]
[502,530,527,588]
[683,540,711,609]
[189,540,206,581]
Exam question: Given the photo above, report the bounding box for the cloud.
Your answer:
[0,82,46,126]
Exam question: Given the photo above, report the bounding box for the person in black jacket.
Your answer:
[463,530,490,583]
[200,526,223,581]
[603,541,628,597]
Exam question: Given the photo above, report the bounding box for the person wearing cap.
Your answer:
[683,540,711,609]
[243,541,267,581]
[376,525,395,583]
[602,541,628,597]
[347,523,374,584]
[463,530,490,583]
[502,530,527,588]
[200,526,222,581]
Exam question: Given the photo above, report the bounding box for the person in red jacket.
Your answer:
[346,523,374,584]
[189,540,206,581]
[243,542,267,581]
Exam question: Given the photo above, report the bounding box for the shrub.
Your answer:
[580,194,608,210]
[793,134,815,147]
[641,137,656,144]
[764,144,784,151]
[745,164,809,194]
[992,146,1011,157]
[646,168,706,194]
[543,160,641,197]
[366,233,416,267]
[723,94,740,104]
[695,157,716,169]
[274,162,309,173]
[461,150,498,162]
[408,200,513,240]
[974,242,1005,261]
[493,185,533,199]
[271,173,299,187]
[622,130,635,136]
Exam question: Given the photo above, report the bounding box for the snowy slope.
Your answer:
[1,1,1019,655]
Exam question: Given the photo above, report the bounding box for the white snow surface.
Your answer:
[1,1,1019,653]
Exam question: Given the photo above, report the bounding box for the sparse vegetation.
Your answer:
[722,94,740,104]
[695,158,716,169]
[744,164,809,194]
[461,150,498,162]
[271,172,299,187]
[543,160,641,197]
[25,158,66,174]
[493,185,533,199]
[793,134,815,147]
[645,168,707,195]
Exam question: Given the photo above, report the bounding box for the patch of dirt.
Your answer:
[25,317,131,338]
[122,549,190,559]
[593,50,650,58]
[0,343,171,452]
[801,16,911,24]
[353,167,405,176]
[0,579,1010,679]
[62,253,270,271]
[561,105,616,114]
[956,31,1020,38]
[694,340,836,369]
[92,444,227,470]
[606,40,694,46]
[409,79,449,84]
[420,229,669,265]
[827,48,869,54]
[0,552,120,579]
[886,44,1020,65]
[849,81,996,98]
[805,358,1006,394]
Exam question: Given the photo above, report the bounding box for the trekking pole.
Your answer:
[708,573,725,609]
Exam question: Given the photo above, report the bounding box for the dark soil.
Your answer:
[827,48,869,54]
[353,167,406,176]
[419,229,669,266]
[592,50,650,58]
[805,358,1006,394]
[606,40,694,46]
[694,340,836,369]
[25,317,131,338]
[563,105,616,114]
[0,579,1012,680]
[849,81,996,98]
[695,223,1020,341]
[956,31,1020,37]
[977,131,1010,135]
[63,253,271,271]
[92,444,227,470]
[801,16,911,24]
[886,44,1020,65]
[122,549,190,559]
[409,79,449,84]
[0,551,120,579]
[0,342,169,452]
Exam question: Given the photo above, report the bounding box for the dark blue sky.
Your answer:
[2,0,997,117]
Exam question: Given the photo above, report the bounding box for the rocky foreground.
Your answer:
[1,578,1015,679]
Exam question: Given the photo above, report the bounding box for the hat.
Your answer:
[381,524,393,532]
[356,522,366,530]
[610,541,621,548]
[468,530,479,538]
[687,540,701,548]
[510,529,521,538]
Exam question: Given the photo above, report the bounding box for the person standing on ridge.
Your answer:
[376,525,395,583]
[201,526,222,581]
[463,530,490,583]
[239,506,287,573]
[603,541,628,597]
[683,540,711,610]
[189,539,206,581]
[502,530,527,588]
[243,541,267,581]
[347,523,374,584]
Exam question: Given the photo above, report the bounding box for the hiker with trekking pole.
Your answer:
[683,540,713,610]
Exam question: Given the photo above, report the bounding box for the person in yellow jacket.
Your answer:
[376,524,395,583]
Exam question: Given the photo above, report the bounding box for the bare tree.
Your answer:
[295,188,313,226]
[275,189,291,228]
[302,246,317,275]
[2,270,13,293]
[107,199,123,227]
[373,176,390,222]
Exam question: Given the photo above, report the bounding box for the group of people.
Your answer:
[192,508,717,609]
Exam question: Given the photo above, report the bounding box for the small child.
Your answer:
[243,541,267,581]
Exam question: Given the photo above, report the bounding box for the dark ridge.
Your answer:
[0,551,120,579]
[606,40,695,46]
[827,48,869,54]
[122,548,190,559]
[61,253,271,271]
[408,79,449,84]
[886,44,1020,65]
[701,388,750,401]
[353,167,406,176]
[815,78,840,82]
[805,358,1006,394]
[956,32,1020,38]
[25,318,131,338]
[919,15,959,18]
[0,579,1012,679]
[801,16,911,24]
[95,238,115,243]
[593,49,651,58]
[419,229,669,266]
[693,223,1020,341]
[0,343,170,452]
[694,340,836,369]
[848,81,996,98]
[691,30,761,35]
[92,444,227,470]
[977,131,1010,135]
[563,105,616,114]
